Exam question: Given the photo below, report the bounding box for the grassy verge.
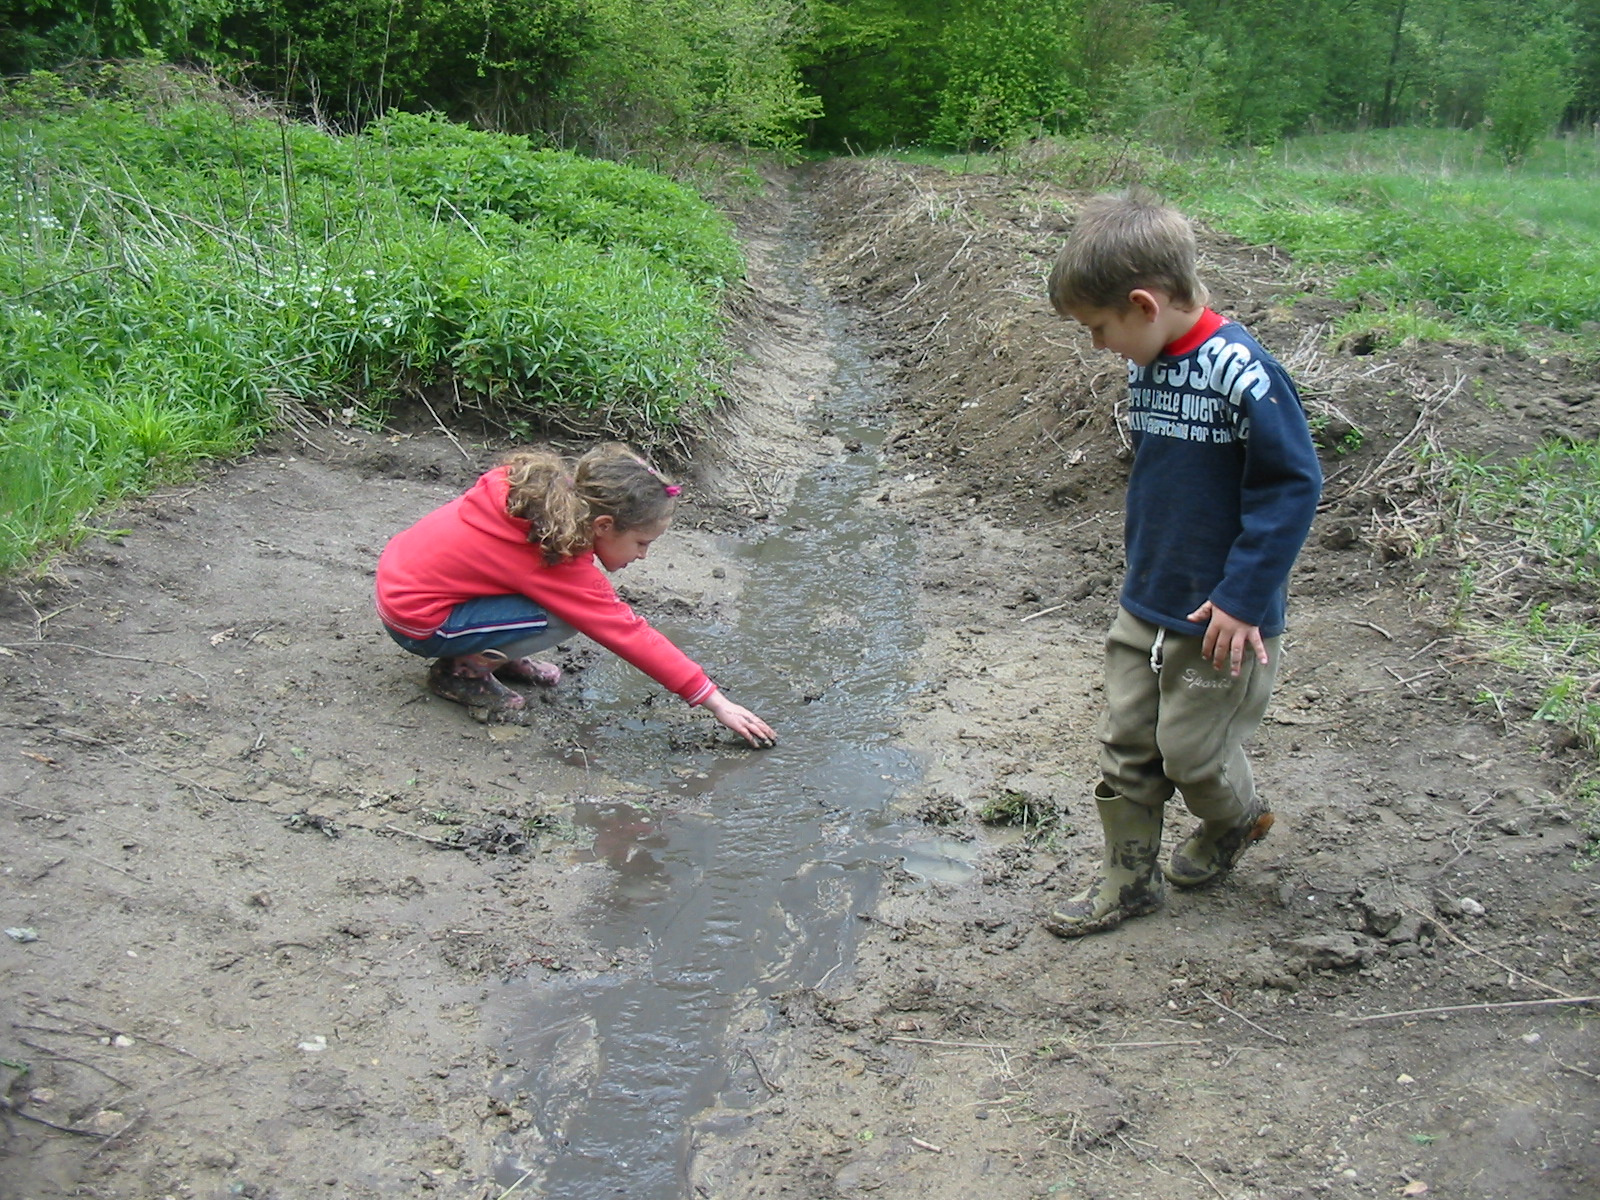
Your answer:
[985,127,1600,353]
[1451,440,1600,746]
[0,69,742,572]
[1176,130,1600,350]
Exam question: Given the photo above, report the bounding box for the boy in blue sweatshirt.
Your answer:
[1041,190,1322,937]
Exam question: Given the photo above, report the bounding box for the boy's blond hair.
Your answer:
[1047,189,1209,315]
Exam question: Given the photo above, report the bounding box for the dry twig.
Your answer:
[1349,995,1600,1023]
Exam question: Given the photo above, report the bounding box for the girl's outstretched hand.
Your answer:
[702,690,777,748]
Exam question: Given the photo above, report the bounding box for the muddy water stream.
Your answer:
[488,238,971,1197]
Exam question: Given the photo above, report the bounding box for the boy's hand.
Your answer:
[1186,601,1268,677]
[702,690,778,748]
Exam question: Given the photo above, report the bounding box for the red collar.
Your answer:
[1163,308,1225,357]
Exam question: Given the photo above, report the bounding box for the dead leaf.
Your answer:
[21,751,59,767]
[210,628,236,647]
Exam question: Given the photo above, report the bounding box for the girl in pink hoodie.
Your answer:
[376,443,775,747]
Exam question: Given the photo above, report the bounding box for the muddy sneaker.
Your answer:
[493,656,562,687]
[1163,800,1275,888]
[427,656,527,712]
[1041,786,1164,939]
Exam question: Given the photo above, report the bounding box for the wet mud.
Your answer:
[3,161,1599,1200]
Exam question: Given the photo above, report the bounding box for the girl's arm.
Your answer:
[530,559,778,744]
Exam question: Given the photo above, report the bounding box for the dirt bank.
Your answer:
[4,161,1598,1200]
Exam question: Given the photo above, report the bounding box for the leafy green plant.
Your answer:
[1484,29,1578,167]
[930,0,1086,148]
[0,78,743,572]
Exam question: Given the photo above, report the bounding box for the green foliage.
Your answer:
[1,0,236,72]
[206,0,594,130]
[567,0,823,154]
[1444,441,1600,756]
[929,0,1084,147]
[0,81,743,570]
[8,0,1600,154]
[798,0,940,148]
[1174,128,1600,336]
[1091,25,1231,151]
[801,0,1171,150]
[201,0,823,152]
[1484,27,1578,165]
[4,0,824,154]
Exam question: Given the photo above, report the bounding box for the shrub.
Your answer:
[1485,30,1577,166]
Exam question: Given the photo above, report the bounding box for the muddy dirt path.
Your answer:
[4,163,1599,1200]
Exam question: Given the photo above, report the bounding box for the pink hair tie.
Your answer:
[663,484,681,496]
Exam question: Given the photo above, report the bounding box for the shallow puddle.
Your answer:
[488,224,963,1197]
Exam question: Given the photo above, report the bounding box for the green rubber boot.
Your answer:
[1041,784,1164,939]
[1164,798,1274,888]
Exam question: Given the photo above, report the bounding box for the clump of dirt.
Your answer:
[2,158,1598,1200]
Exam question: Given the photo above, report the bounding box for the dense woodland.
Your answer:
[2,0,1597,156]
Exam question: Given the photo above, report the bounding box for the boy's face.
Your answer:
[1065,290,1169,367]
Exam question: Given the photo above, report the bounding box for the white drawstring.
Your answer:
[1148,627,1166,674]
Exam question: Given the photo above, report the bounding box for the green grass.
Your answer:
[1447,440,1600,759]
[977,788,1072,848]
[1173,128,1600,344]
[0,72,743,572]
[931,126,1600,350]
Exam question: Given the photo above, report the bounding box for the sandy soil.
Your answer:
[3,160,1598,1200]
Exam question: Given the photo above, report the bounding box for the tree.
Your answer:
[1485,23,1578,163]
[930,0,1084,147]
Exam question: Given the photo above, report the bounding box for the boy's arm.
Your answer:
[1206,360,1322,635]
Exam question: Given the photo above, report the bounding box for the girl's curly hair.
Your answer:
[503,443,679,562]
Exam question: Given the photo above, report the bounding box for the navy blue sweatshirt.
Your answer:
[1119,310,1322,637]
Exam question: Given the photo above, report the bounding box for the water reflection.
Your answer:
[572,800,672,886]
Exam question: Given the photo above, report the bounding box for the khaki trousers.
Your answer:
[1098,607,1280,820]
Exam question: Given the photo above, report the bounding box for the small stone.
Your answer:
[88,1109,126,1133]
[297,1035,328,1053]
[1457,897,1486,917]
